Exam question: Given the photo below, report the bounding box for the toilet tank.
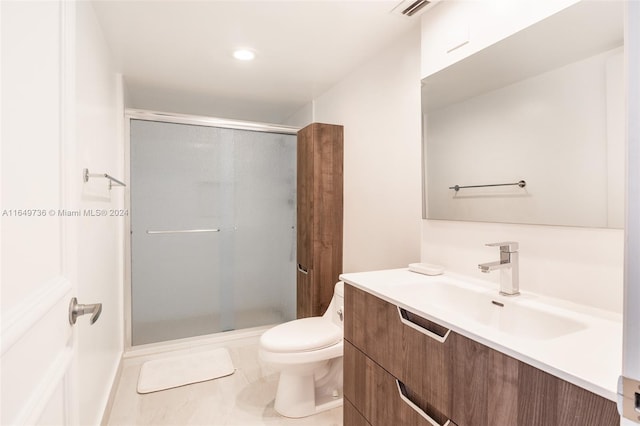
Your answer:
[323,281,345,328]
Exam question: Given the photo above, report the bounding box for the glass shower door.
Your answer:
[130,119,296,346]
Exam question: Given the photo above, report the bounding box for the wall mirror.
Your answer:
[422,1,624,228]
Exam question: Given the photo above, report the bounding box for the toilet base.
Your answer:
[273,358,343,418]
[274,370,343,418]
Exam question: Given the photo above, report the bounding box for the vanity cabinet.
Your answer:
[296,123,343,318]
[344,284,620,426]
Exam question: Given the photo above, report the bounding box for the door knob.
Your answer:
[68,297,102,325]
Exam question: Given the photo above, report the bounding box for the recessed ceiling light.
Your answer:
[233,49,255,61]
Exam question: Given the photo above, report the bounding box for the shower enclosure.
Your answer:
[128,112,297,346]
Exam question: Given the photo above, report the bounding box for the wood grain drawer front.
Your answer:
[450,332,519,426]
[344,284,453,417]
[517,363,619,426]
[344,399,372,426]
[450,333,620,426]
[344,341,457,426]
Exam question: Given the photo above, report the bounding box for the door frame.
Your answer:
[621,0,640,424]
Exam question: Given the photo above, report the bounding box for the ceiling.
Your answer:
[91,0,421,124]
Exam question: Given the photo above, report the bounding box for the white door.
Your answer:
[1,1,81,424]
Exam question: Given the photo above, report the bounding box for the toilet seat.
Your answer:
[260,317,342,353]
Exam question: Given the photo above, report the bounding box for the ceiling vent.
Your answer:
[391,0,440,18]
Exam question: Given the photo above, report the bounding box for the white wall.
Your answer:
[124,83,292,125]
[300,25,423,273]
[75,3,124,424]
[285,101,313,129]
[423,221,623,313]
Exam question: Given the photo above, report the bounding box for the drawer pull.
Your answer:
[297,264,308,274]
[398,307,451,343]
[396,380,454,426]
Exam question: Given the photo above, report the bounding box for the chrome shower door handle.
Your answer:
[68,297,102,325]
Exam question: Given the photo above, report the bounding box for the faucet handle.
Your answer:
[486,241,519,252]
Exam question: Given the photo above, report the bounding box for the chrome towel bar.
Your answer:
[83,168,126,190]
[449,180,526,192]
[146,229,220,235]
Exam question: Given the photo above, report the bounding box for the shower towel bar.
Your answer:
[83,168,126,190]
[146,229,220,235]
[449,180,526,192]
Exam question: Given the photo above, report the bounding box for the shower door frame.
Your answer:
[123,109,299,350]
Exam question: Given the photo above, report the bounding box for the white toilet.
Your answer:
[259,281,344,418]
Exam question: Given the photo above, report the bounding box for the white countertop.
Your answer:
[340,268,622,402]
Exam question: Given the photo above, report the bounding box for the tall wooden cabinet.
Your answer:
[296,123,343,318]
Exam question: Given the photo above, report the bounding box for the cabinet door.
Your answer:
[517,363,619,426]
[296,125,313,272]
[450,333,619,426]
[420,0,580,78]
[344,341,457,426]
[345,285,453,419]
[296,125,313,319]
[310,123,343,315]
[450,333,518,426]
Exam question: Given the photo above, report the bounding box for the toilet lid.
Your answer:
[260,318,342,353]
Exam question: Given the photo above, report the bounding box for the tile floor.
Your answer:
[106,335,343,426]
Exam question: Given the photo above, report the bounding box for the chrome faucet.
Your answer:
[478,242,519,296]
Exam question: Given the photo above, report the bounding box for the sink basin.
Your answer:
[461,295,587,340]
[394,279,587,340]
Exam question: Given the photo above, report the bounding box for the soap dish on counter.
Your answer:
[408,263,444,276]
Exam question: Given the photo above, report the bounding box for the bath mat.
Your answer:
[137,348,235,394]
